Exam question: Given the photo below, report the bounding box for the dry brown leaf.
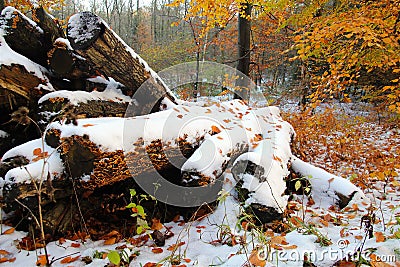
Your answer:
[346,214,357,219]
[70,243,81,248]
[36,255,49,266]
[320,219,329,227]
[151,218,163,231]
[60,255,80,264]
[211,125,221,134]
[290,216,303,227]
[143,262,161,267]
[183,258,191,263]
[0,250,9,255]
[374,232,386,242]
[82,123,95,127]
[2,228,15,234]
[273,155,282,162]
[354,235,363,240]
[33,147,42,156]
[0,258,9,263]
[104,237,116,245]
[249,249,266,267]
[167,241,185,251]
[151,247,163,254]
[270,235,286,245]
[281,244,298,250]
[177,114,183,119]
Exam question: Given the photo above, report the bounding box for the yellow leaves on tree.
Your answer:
[292,0,400,113]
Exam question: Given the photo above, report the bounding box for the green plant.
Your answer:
[126,189,155,235]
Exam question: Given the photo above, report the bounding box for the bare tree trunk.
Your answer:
[0,0,4,12]
[235,3,252,101]
[152,0,157,42]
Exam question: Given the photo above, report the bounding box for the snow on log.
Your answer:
[0,16,54,100]
[66,11,177,114]
[290,156,366,209]
[37,78,130,126]
[231,106,294,224]
[0,7,62,66]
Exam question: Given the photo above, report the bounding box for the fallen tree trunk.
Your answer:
[67,11,177,114]
[0,6,64,68]
[47,39,97,82]
[0,100,299,236]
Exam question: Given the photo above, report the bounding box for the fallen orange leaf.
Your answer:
[151,247,163,254]
[36,255,49,266]
[104,237,116,245]
[82,124,95,127]
[151,218,163,231]
[290,216,303,227]
[143,262,161,267]
[2,228,15,234]
[211,125,221,134]
[60,255,80,264]
[167,241,185,251]
[249,249,266,267]
[374,232,386,243]
[33,147,42,156]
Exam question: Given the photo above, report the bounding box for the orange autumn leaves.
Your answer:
[32,147,48,162]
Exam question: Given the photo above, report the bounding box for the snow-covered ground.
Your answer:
[0,165,399,266]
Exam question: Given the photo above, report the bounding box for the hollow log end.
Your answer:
[48,48,74,74]
[67,11,103,50]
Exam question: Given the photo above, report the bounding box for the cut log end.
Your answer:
[48,48,74,74]
[67,11,104,50]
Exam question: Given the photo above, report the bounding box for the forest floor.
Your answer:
[0,102,399,267]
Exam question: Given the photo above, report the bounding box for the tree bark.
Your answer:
[235,3,252,101]
[32,7,65,47]
[47,40,97,83]
[0,64,47,100]
[0,8,47,67]
[66,11,177,115]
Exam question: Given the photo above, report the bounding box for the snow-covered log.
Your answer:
[37,79,130,126]
[66,11,177,114]
[0,7,62,67]
[290,156,365,209]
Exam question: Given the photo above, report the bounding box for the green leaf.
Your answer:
[126,203,136,208]
[136,205,146,218]
[295,180,302,191]
[137,226,144,234]
[107,250,121,265]
[129,189,136,197]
